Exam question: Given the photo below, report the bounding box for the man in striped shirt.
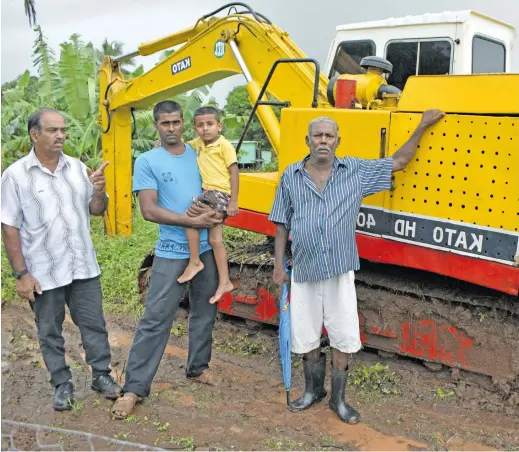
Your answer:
[269,110,444,423]
[1,108,121,411]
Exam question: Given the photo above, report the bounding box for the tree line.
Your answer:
[2,26,276,172]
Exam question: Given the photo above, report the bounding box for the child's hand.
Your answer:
[227,201,239,217]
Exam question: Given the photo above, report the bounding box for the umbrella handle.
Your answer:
[283,257,291,277]
[286,389,290,407]
[283,258,291,295]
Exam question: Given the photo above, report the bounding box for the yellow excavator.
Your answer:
[98,4,519,391]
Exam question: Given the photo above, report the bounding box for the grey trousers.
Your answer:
[123,250,219,397]
[30,276,112,387]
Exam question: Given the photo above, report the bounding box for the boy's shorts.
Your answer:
[194,189,230,215]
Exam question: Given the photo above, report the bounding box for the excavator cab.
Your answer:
[325,10,516,91]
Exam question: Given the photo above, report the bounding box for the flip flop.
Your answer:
[111,393,142,420]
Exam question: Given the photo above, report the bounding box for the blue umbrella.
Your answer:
[279,258,292,406]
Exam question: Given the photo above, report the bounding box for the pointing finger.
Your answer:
[91,161,110,177]
[95,161,110,174]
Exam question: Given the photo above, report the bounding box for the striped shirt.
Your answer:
[269,155,393,282]
[1,150,101,291]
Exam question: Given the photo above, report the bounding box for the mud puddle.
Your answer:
[2,301,518,450]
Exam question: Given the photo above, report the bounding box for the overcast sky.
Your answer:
[2,0,517,106]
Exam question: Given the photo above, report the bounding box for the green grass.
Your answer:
[213,331,269,356]
[223,224,264,243]
[433,387,456,399]
[70,399,84,412]
[1,210,157,317]
[171,320,188,336]
[169,436,195,450]
[153,421,170,432]
[1,247,18,301]
[263,438,305,451]
[1,209,264,318]
[92,210,156,316]
[348,362,401,398]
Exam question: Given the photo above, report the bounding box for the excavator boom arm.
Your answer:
[101,12,329,113]
[98,6,330,235]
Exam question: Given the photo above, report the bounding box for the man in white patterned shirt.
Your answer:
[1,108,121,411]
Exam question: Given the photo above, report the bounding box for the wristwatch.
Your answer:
[14,269,29,280]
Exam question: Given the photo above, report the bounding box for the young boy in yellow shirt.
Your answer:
[177,106,239,304]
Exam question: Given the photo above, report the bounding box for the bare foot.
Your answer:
[209,280,235,304]
[111,393,141,420]
[178,260,204,283]
[187,369,221,386]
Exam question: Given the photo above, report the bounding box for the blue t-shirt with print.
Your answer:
[132,144,211,259]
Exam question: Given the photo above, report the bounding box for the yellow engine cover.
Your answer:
[240,92,519,267]
[388,113,518,232]
[385,113,518,265]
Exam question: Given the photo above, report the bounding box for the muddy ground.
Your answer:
[1,301,518,451]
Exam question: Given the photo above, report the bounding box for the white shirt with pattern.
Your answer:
[1,150,101,291]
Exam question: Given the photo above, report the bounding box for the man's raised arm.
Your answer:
[392,109,445,172]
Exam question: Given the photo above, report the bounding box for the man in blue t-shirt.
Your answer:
[112,100,222,419]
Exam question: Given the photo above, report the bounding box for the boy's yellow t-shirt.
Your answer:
[188,136,237,195]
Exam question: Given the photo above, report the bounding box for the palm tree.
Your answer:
[100,39,125,59]
[99,39,136,74]
[24,0,37,26]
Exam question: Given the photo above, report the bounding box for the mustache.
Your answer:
[317,146,331,152]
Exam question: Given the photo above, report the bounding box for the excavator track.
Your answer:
[137,237,519,388]
[224,239,519,385]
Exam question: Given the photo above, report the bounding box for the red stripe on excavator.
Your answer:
[356,234,519,296]
[225,209,519,295]
[225,209,277,236]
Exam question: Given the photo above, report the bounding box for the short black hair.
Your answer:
[153,101,183,122]
[193,106,220,122]
[27,107,62,142]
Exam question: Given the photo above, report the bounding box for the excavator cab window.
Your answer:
[386,39,452,91]
[329,40,375,77]
[472,35,506,73]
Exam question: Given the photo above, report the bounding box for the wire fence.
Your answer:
[1,419,167,451]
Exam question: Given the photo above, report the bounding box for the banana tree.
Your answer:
[54,34,101,166]
[32,26,58,105]
[2,28,101,168]
[2,26,238,173]
[1,71,34,170]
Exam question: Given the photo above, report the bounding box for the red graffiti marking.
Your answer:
[400,320,473,366]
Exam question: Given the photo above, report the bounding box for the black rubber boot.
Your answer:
[290,353,327,411]
[53,380,76,411]
[329,367,360,423]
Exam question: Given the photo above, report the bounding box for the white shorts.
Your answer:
[290,271,361,354]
